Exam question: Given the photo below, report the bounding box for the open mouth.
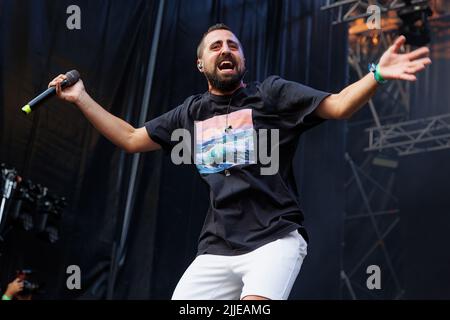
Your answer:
[218,60,235,71]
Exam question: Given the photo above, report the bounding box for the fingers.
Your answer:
[405,58,432,74]
[405,65,425,74]
[407,47,430,60]
[399,73,417,81]
[415,57,432,66]
[48,74,67,88]
[56,81,61,96]
[48,74,67,98]
[391,35,406,53]
[11,279,24,291]
[405,62,426,74]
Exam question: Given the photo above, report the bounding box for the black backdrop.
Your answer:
[398,22,450,299]
[0,0,347,299]
[399,150,450,299]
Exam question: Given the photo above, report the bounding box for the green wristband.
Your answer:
[2,294,12,300]
[375,64,387,84]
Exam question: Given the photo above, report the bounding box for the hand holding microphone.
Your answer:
[22,70,84,115]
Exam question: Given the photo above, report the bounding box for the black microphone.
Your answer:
[21,70,80,115]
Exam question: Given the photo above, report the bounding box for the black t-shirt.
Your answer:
[145,76,331,256]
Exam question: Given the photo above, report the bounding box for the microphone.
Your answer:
[21,70,80,115]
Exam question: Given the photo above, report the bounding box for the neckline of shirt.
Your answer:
[206,83,251,104]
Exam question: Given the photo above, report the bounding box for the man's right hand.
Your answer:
[48,74,86,104]
[47,73,161,153]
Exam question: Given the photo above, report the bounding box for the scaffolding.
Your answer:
[321,0,429,25]
[321,0,450,299]
[366,113,450,155]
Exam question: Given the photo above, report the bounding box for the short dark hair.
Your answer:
[197,23,232,58]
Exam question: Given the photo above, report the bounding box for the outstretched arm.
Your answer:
[49,75,161,153]
[315,36,432,120]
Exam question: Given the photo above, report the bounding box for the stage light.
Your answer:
[42,225,59,243]
[1,164,19,228]
[372,34,379,46]
[36,194,66,244]
[398,0,433,47]
[20,213,34,231]
[372,152,399,169]
[1,170,67,243]
[10,180,35,230]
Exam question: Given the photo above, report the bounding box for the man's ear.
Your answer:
[197,60,204,72]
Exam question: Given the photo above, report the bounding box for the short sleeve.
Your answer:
[144,104,185,153]
[261,76,331,130]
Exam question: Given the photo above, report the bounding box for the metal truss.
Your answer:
[321,0,429,25]
[341,153,404,300]
[366,113,450,155]
[331,0,450,300]
[341,12,407,300]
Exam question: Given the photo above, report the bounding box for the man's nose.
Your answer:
[220,44,231,55]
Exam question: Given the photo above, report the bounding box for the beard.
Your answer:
[204,57,246,93]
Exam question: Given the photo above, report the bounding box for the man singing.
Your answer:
[49,24,430,300]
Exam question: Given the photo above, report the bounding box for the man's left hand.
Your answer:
[378,35,432,82]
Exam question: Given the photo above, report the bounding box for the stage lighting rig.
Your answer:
[1,164,21,233]
[0,164,68,244]
[36,191,67,243]
[12,180,40,231]
[398,0,433,46]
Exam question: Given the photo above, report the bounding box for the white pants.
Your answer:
[172,230,308,300]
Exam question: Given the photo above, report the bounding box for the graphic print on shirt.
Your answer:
[195,109,256,175]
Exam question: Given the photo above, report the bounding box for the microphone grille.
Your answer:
[65,70,80,86]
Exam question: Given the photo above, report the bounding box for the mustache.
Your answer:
[215,54,237,68]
